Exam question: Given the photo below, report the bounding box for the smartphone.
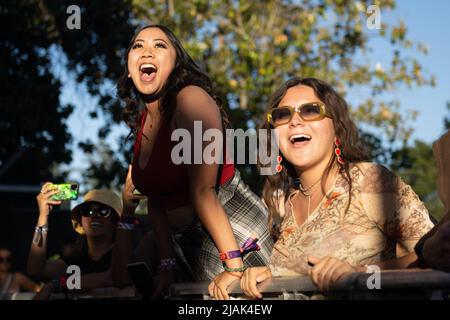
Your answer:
[126,262,157,299]
[49,183,79,201]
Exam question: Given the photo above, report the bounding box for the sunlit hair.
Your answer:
[117,24,229,136]
[261,77,369,239]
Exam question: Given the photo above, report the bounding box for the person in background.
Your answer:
[28,185,121,294]
[0,246,41,296]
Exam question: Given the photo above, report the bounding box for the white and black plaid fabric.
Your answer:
[172,169,274,281]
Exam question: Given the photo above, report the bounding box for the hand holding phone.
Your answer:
[49,183,79,201]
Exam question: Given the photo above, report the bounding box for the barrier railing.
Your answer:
[2,269,449,300]
[169,268,450,300]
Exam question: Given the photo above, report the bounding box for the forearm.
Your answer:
[355,252,419,272]
[80,270,112,291]
[192,188,241,267]
[18,273,42,293]
[148,201,174,261]
[27,215,49,277]
[111,227,135,287]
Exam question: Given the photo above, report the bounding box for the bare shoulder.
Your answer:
[355,162,399,193]
[13,272,26,282]
[176,85,217,112]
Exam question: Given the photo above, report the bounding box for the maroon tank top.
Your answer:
[132,109,234,210]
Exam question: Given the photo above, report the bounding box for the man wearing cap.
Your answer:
[28,185,122,293]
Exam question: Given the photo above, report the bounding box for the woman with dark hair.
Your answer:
[115,25,273,299]
[240,77,434,298]
[1,247,41,297]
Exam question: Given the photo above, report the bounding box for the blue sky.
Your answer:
[60,0,450,190]
[381,0,450,142]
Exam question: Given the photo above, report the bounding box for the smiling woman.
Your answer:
[27,187,121,295]
[240,77,435,299]
[114,25,273,300]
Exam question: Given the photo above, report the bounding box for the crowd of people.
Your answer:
[1,24,449,300]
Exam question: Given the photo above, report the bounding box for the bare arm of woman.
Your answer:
[79,270,112,290]
[27,182,67,280]
[111,165,146,288]
[175,85,242,300]
[15,273,42,292]
[147,198,176,299]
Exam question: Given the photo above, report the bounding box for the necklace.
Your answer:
[298,176,322,196]
[296,167,340,219]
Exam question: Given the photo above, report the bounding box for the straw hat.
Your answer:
[71,189,122,235]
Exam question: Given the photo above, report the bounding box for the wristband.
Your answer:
[219,236,261,261]
[32,224,49,247]
[117,222,135,230]
[158,258,177,273]
[223,264,247,273]
[219,250,241,261]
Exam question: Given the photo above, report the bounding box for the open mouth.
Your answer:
[139,63,157,82]
[289,134,312,145]
[90,221,102,229]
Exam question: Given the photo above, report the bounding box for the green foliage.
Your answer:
[1,0,134,184]
[391,140,444,221]
[128,0,433,190]
[2,0,438,196]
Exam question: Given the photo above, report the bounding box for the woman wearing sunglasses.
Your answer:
[1,247,41,297]
[27,187,121,294]
[240,77,435,298]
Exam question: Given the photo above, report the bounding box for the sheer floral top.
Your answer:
[270,162,435,276]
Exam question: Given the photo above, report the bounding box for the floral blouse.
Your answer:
[270,162,435,276]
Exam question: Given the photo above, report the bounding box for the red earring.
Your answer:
[334,138,344,165]
[276,155,283,173]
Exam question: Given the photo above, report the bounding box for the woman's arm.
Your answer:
[175,86,243,300]
[16,273,42,293]
[111,165,146,288]
[27,183,67,280]
[146,199,177,298]
[79,270,112,291]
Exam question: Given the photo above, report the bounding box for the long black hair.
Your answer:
[117,24,229,136]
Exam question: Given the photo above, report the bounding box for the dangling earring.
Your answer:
[334,138,344,165]
[276,155,283,173]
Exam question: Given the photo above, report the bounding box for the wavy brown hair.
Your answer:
[261,77,369,239]
[117,25,229,136]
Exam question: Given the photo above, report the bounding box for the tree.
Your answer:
[391,104,450,221]
[123,0,434,191]
[2,1,436,193]
[0,0,134,184]
[391,140,443,221]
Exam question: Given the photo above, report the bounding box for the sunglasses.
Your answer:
[0,257,12,264]
[79,203,112,218]
[267,102,332,127]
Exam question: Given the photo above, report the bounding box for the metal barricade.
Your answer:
[169,268,450,300]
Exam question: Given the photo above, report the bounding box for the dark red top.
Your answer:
[132,109,235,210]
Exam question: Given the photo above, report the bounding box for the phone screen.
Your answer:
[126,262,157,299]
[49,183,79,201]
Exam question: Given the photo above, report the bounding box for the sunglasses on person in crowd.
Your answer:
[0,257,12,264]
[79,203,112,218]
[267,102,332,126]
